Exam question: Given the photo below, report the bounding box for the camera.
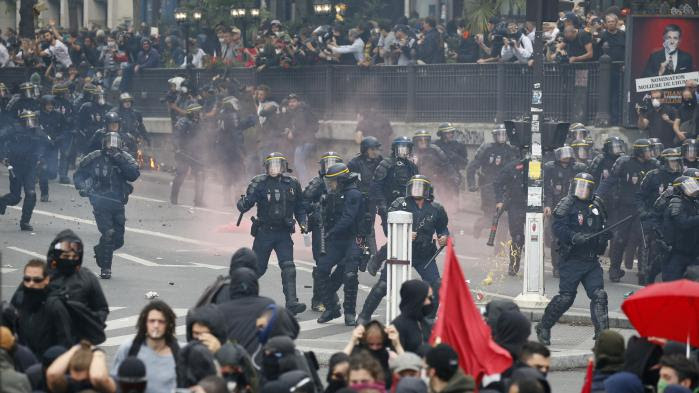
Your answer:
[636,96,652,114]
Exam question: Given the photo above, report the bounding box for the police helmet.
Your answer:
[603,136,625,157]
[319,152,343,176]
[672,176,699,198]
[264,152,288,177]
[569,126,590,142]
[648,138,664,158]
[93,87,106,106]
[360,136,381,155]
[82,83,98,101]
[40,95,55,112]
[683,168,699,181]
[570,139,591,162]
[105,111,121,132]
[19,82,35,99]
[102,132,123,151]
[436,122,456,138]
[682,139,697,163]
[569,122,585,130]
[660,148,683,174]
[492,124,508,144]
[554,146,575,163]
[51,83,69,96]
[413,130,432,147]
[391,136,413,159]
[570,172,595,201]
[222,96,240,111]
[19,110,38,129]
[0,82,8,97]
[119,92,134,102]
[406,175,433,200]
[185,103,203,120]
[323,162,350,192]
[632,139,652,160]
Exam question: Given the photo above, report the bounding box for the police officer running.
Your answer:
[434,123,469,177]
[37,95,69,202]
[217,96,256,206]
[536,173,611,345]
[661,174,699,281]
[0,110,48,231]
[170,103,207,206]
[494,155,528,276]
[88,112,138,156]
[76,84,110,158]
[357,175,449,326]
[50,83,75,184]
[237,153,308,315]
[74,132,141,279]
[316,163,366,326]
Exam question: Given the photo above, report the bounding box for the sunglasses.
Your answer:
[23,275,45,283]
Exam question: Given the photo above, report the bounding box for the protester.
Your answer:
[424,344,475,393]
[389,352,423,391]
[215,343,260,393]
[493,311,532,365]
[326,353,351,393]
[391,280,433,353]
[344,320,404,382]
[520,342,551,377]
[348,350,387,393]
[591,330,626,392]
[0,326,32,393]
[116,356,148,393]
[603,371,644,393]
[46,340,116,393]
[658,355,699,391]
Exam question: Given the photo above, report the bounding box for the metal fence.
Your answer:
[0,61,622,124]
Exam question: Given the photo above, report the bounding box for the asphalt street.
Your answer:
[0,167,640,392]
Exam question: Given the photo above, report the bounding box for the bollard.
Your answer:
[386,210,413,324]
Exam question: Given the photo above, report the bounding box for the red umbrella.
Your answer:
[621,279,699,348]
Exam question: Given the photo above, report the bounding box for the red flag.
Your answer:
[429,238,512,384]
[580,358,594,393]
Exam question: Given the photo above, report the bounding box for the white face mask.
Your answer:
[219,38,225,43]
[652,98,661,108]
[420,369,430,387]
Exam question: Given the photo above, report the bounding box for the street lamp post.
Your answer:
[231,1,260,48]
[175,7,202,69]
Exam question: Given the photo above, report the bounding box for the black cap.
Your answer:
[117,356,147,383]
[426,344,460,381]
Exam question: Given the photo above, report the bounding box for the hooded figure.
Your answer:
[603,371,644,393]
[493,310,532,362]
[591,330,625,393]
[46,229,109,344]
[185,304,228,344]
[623,336,663,388]
[176,341,217,388]
[197,248,260,305]
[261,336,300,383]
[216,343,260,393]
[391,280,432,353]
[509,367,550,393]
[218,268,276,355]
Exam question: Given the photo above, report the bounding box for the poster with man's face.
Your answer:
[625,16,699,126]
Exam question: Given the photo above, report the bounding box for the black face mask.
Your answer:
[21,287,47,309]
[262,354,281,381]
[54,259,78,275]
[422,303,435,317]
[326,378,347,393]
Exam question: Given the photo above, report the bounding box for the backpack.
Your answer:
[194,275,230,308]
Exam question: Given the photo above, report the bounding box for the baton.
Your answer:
[487,205,506,247]
[584,214,635,242]
[236,195,246,226]
[86,192,124,204]
[423,244,446,269]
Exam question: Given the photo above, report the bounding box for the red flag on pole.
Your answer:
[580,358,594,393]
[429,238,513,384]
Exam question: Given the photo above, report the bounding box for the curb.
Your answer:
[550,350,593,371]
[520,309,633,329]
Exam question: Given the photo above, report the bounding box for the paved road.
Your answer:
[0,168,640,391]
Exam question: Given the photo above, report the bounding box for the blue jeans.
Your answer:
[294,143,315,184]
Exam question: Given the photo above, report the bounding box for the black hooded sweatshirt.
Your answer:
[11,285,73,356]
[218,268,276,355]
[211,247,259,304]
[185,303,228,343]
[493,311,531,363]
[391,280,432,353]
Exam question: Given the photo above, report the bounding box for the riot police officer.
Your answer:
[0,110,48,231]
[357,175,449,326]
[597,139,659,282]
[494,155,528,275]
[570,139,592,168]
[217,96,256,206]
[635,148,684,285]
[682,139,697,168]
[89,112,139,157]
[536,173,611,345]
[434,123,469,175]
[76,84,109,157]
[466,124,519,238]
[237,153,308,315]
[649,138,664,159]
[6,82,39,119]
[51,83,75,184]
[544,146,587,277]
[304,152,344,312]
[74,132,140,279]
[566,124,590,145]
[371,136,419,233]
[589,136,625,186]
[114,93,150,148]
[316,163,366,325]
[37,95,69,202]
[170,103,207,206]
[412,130,458,203]
[662,175,699,281]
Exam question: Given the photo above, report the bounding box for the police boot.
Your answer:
[508,249,521,276]
[311,268,324,312]
[0,203,6,215]
[170,175,184,205]
[343,271,359,326]
[356,280,387,326]
[20,222,33,231]
[20,192,36,231]
[59,176,71,184]
[280,261,307,315]
[317,271,341,323]
[193,171,206,207]
[590,289,609,339]
[367,244,387,277]
[535,323,551,346]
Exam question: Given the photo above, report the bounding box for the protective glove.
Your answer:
[571,232,589,245]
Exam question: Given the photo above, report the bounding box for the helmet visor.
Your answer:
[96,93,106,106]
[323,177,339,192]
[571,129,589,140]
[555,146,574,163]
[320,156,341,174]
[24,115,37,128]
[651,144,663,157]
[574,146,590,161]
[493,129,507,144]
[608,139,625,156]
[107,122,120,132]
[683,143,697,162]
[667,158,683,173]
[679,177,699,198]
[266,158,286,177]
[407,179,430,199]
[572,177,594,200]
[395,144,410,158]
[103,133,122,149]
[23,87,34,98]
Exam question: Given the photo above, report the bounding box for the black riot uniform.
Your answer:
[303,152,344,312]
[536,173,611,345]
[5,82,39,119]
[0,83,10,113]
[217,96,256,205]
[466,125,519,237]
[597,139,659,282]
[494,157,528,275]
[51,83,76,184]
[357,175,449,326]
[315,163,366,326]
[570,139,592,169]
[0,111,49,231]
[76,85,110,157]
[348,137,383,264]
[634,148,684,285]
[661,175,699,281]
[74,132,140,279]
[413,130,459,204]
[114,93,150,148]
[589,137,625,186]
[434,122,469,175]
[237,153,308,315]
[543,146,588,277]
[89,112,139,157]
[371,136,419,234]
[682,139,697,168]
[170,103,207,206]
[37,95,69,201]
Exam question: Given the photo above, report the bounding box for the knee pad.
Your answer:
[591,289,608,305]
[279,260,295,271]
[344,271,359,285]
[25,191,36,202]
[558,292,576,308]
[104,228,116,243]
